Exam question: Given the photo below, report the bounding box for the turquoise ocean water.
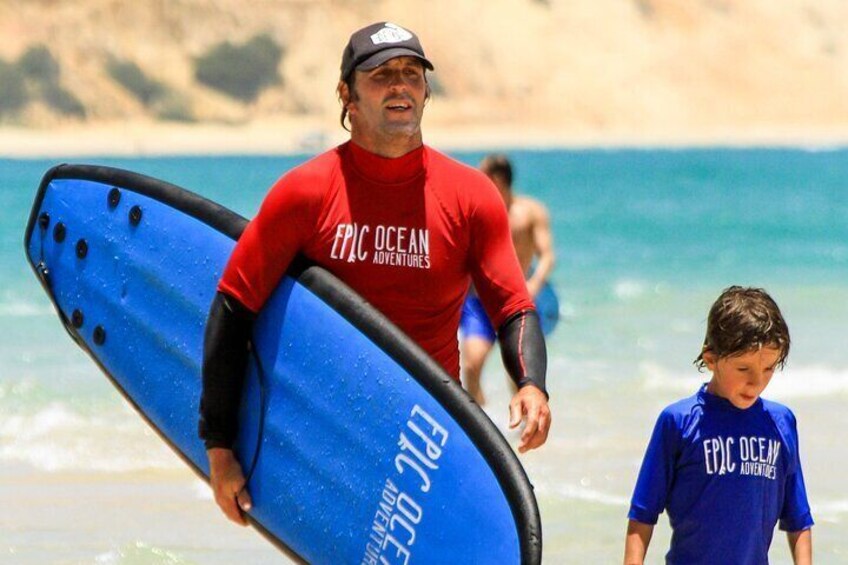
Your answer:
[2,148,847,563]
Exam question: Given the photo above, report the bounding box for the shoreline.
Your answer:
[2,119,848,158]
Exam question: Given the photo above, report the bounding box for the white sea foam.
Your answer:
[813,499,848,523]
[0,300,54,317]
[640,362,848,399]
[558,301,576,319]
[548,482,629,507]
[94,542,189,564]
[613,280,647,300]
[0,378,38,401]
[640,362,703,394]
[0,402,180,472]
[800,143,847,153]
[765,365,848,399]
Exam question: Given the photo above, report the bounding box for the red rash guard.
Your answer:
[219,141,533,379]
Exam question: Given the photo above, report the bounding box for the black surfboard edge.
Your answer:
[23,163,543,565]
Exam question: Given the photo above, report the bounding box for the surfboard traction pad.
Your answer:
[23,164,542,564]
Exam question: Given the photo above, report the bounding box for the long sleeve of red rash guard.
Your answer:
[199,167,321,449]
[498,310,548,395]
[466,177,548,396]
[199,292,255,449]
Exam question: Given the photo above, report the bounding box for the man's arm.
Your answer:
[525,200,554,299]
[199,291,256,525]
[200,167,322,525]
[787,529,812,565]
[469,174,551,452]
[498,310,550,452]
[624,520,654,565]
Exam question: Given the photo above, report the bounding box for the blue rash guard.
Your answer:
[628,384,813,565]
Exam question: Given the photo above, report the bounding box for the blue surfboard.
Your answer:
[24,165,542,564]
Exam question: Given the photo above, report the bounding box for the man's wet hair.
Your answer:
[480,154,513,187]
[338,73,358,131]
[695,286,790,371]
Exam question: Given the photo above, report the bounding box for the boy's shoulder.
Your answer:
[660,387,706,419]
[652,388,708,436]
[760,397,796,419]
[760,397,800,444]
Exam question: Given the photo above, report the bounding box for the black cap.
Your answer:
[340,22,434,81]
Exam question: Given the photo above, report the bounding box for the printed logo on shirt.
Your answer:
[330,222,431,270]
[702,435,781,480]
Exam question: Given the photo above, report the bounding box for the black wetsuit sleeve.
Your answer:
[497,309,548,397]
[198,291,257,450]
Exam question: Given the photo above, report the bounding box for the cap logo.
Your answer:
[370,23,413,45]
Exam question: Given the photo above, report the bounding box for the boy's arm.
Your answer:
[625,409,679,564]
[624,520,654,565]
[787,528,812,565]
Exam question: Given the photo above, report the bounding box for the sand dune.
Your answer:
[1,0,847,154]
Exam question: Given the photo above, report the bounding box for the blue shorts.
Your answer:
[459,294,496,343]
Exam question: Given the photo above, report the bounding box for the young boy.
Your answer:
[624,286,813,565]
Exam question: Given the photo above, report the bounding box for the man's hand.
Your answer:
[508,385,551,453]
[208,447,252,526]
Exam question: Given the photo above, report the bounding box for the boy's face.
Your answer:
[703,346,782,409]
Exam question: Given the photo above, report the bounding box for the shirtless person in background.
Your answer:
[460,154,555,405]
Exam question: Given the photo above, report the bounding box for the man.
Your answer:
[199,22,551,527]
[461,154,555,405]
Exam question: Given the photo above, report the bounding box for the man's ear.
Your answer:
[338,81,352,108]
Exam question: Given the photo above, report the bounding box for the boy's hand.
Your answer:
[509,385,551,452]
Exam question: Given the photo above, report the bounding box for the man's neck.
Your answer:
[351,131,423,158]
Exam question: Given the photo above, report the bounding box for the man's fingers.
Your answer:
[537,408,551,442]
[208,449,250,526]
[508,397,523,429]
[237,487,253,513]
[213,476,249,526]
[216,486,248,526]
[520,419,549,452]
[514,389,551,453]
[518,427,544,453]
[520,407,540,444]
[517,403,541,452]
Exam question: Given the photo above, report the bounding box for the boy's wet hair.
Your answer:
[695,286,790,371]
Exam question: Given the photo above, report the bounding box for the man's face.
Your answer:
[703,346,781,409]
[346,57,427,139]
